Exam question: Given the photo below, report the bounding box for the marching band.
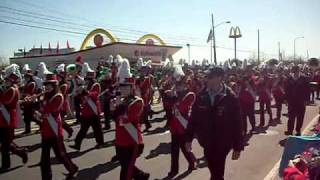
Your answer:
[0,56,317,180]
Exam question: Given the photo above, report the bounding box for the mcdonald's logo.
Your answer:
[229,26,242,38]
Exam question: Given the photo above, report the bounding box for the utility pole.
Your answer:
[307,50,309,60]
[278,41,281,61]
[186,43,190,64]
[258,29,260,64]
[211,14,217,65]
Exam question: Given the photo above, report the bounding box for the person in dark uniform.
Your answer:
[70,71,104,150]
[112,77,150,180]
[37,74,78,180]
[186,67,244,180]
[284,65,310,136]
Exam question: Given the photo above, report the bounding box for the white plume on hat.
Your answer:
[223,60,231,70]
[118,58,132,83]
[136,57,144,69]
[37,62,52,80]
[173,65,185,81]
[107,55,114,63]
[4,64,21,80]
[242,59,248,69]
[81,62,94,77]
[22,64,31,74]
[162,58,171,68]
[114,54,123,66]
[56,63,65,74]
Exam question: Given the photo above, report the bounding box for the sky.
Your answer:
[0,0,319,64]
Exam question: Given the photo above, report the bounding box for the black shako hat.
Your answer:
[205,67,225,78]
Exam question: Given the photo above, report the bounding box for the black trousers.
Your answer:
[40,137,77,180]
[74,95,81,122]
[0,128,26,168]
[241,103,256,133]
[142,106,151,129]
[287,104,306,133]
[103,97,111,128]
[170,133,195,173]
[259,100,272,126]
[275,98,284,120]
[74,116,104,147]
[116,145,145,180]
[204,146,231,180]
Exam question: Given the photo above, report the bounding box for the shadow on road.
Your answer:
[72,161,120,180]
[144,127,168,136]
[145,142,171,159]
[279,138,288,147]
[0,165,23,174]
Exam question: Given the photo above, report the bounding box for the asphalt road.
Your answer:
[0,101,319,180]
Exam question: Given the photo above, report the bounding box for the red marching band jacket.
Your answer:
[40,93,64,139]
[60,83,71,115]
[140,76,152,107]
[24,81,36,96]
[115,97,144,146]
[272,80,285,100]
[0,86,20,128]
[239,84,256,106]
[169,92,196,135]
[257,78,273,102]
[81,83,102,118]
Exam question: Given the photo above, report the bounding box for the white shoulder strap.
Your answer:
[0,103,10,124]
[47,113,58,136]
[124,123,139,144]
[87,97,98,115]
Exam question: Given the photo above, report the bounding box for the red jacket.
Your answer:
[169,92,196,134]
[115,97,144,146]
[0,87,20,128]
[81,83,101,118]
[257,79,272,102]
[24,81,36,96]
[40,93,64,139]
[283,167,308,180]
[60,83,71,115]
[239,87,255,106]
[140,76,152,106]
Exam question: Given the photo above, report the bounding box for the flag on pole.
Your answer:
[48,42,51,54]
[40,43,43,54]
[207,29,213,43]
[67,40,70,49]
[56,41,59,54]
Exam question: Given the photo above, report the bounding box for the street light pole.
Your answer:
[294,36,304,61]
[186,43,190,64]
[211,14,230,65]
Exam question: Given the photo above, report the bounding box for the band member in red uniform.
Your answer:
[139,65,153,132]
[186,67,243,180]
[70,71,104,150]
[284,66,310,136]
[257,75,273,127]
[22,72,40,134]
[167,80,196,178]
[37,74,78,179]
[239,76,256,135]
[272,75,286,121]
[112,78,150,180]
[0,70,28,172]
[73,56,85,124]
[57,68,74,138]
